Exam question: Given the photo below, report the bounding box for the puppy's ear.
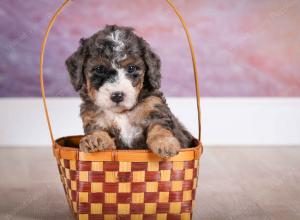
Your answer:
[65,38,88,91]
[141,39,161,91]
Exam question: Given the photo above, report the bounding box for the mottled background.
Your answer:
[0,0,299,97]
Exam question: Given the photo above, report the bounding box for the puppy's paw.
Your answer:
[148,136,181,158]
[79,132,116,153]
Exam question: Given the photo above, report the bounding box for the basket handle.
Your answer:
[40,0,202,146]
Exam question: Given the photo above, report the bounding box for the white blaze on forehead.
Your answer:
[107,30,125,52]
[112,63,137,106]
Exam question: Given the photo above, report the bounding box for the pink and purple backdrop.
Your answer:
[0,0,299,97]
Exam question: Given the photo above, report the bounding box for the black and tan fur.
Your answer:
[66,25,197,158]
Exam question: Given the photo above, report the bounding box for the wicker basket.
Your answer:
[54,136,202,220]
[39,1,203,219]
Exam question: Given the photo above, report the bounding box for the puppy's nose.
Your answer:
[111,91,124,103]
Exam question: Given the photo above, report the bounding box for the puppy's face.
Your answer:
[87,53,145,112]
[66,25,161,112]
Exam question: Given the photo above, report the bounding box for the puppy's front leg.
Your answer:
[147,124,180,158]
[79,131,116,153]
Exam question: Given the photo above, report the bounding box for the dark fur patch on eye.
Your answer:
[91,68,117,89]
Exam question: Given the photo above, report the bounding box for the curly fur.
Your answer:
[65,25,197,157]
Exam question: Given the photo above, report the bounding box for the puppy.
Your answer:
[66,25,197,158]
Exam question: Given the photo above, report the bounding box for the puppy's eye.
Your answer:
[127,65,136,73]
[95,65,106,74]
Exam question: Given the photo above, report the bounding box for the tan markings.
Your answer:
[88,57,111,69]
[81,110,98,130]
[79,131,116,152]
[86,79,97,101]
[130,96,162,124]
[119,57,137,68]
[147,124,180,158]
[135,77,144,92]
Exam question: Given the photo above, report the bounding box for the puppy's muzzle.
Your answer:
[111,91,125,104]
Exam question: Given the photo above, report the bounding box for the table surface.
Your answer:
[0,147,299,220]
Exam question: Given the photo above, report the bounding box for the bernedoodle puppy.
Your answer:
[66,25,197,158]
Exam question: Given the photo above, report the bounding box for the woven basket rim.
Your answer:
[53,135,203,162]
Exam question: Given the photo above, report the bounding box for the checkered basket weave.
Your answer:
[39,0,203,219]
[54,136,202,220]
